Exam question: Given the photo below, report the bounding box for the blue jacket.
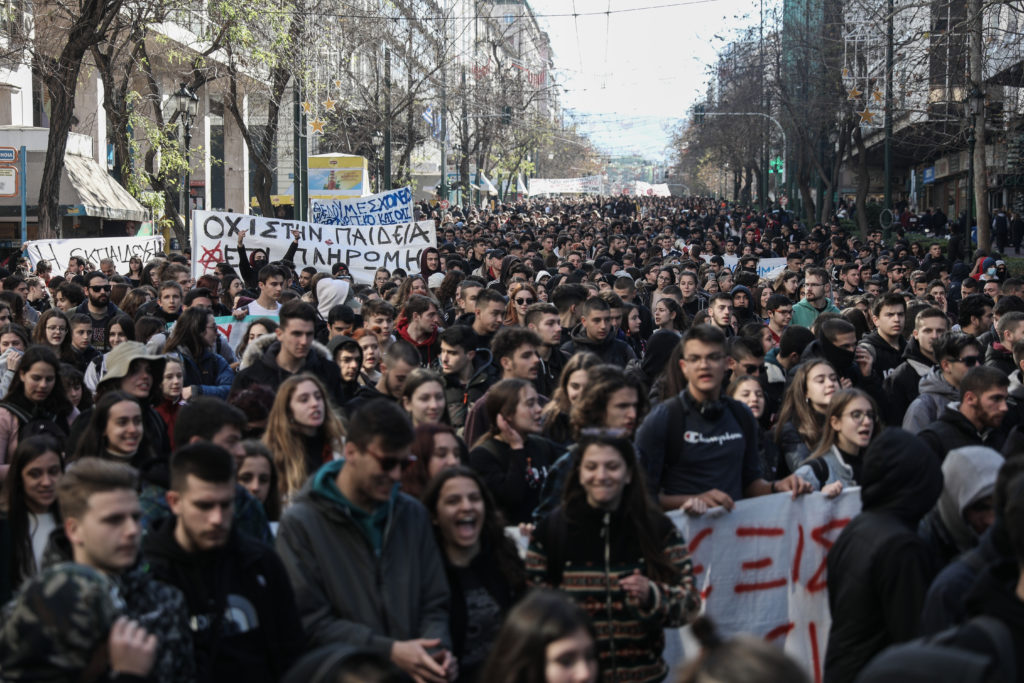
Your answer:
[175,347,235,399]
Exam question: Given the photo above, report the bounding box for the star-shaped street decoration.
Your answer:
[310,117,326,134]
[302,101,312,114]
[858,108,877,125]
[334,79,342,89]
[847,87,863,100]
[871,88,883,103]
[323,97,337,111]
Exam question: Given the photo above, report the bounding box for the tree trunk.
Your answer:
[968,0,989,252]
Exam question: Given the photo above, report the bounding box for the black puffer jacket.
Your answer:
[918,404,1007,461]
[231,333,343,407]
[824,428,943,683]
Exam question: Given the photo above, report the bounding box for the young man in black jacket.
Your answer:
[143,442,305,683]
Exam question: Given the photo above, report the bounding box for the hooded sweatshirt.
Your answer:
[919,446,1002,567]
[316,279,350,320]
[824,428,944,683]
[274,459,452,653]
[859,330,908,380]
[394,316,440,366]
[902,368,960,434]
[883,337,934,425]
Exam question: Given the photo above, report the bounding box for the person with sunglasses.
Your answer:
[75,271,124,352]
[275,399,458,683]
[903,333,984,434]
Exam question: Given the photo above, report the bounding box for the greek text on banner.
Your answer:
[309,186,413,227]
[25,235,165,273]
[191,210,436,285]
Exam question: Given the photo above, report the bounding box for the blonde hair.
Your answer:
[262,374,346,500]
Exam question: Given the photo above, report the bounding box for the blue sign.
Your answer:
[923,166,935,184]
[0,148,17,163]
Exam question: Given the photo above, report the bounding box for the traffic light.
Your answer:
[770,157,784,174]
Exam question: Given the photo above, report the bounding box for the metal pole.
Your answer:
[184,120,192,241]
[293,82,301,219]
[883,0,893,225]
[19,146,26,243]
[968,127,976,251]
[384,47,392,191]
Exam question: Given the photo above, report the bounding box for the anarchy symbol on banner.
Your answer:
[197,244,224,273]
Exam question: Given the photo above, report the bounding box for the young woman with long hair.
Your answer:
[401,368,448,428]
[479,589,599,683]
[237,440,281,523]
[234,318,278,367]
[31,309,74,364]
[620,303,646,358]
[351,328,382,386]
[422,466,526,681]
[0,346,70,480]
[162,306,234,399]
[262,373,346,504]
[123,255,143,287]
[118,286,154,319]
[155,356,185,451]
[505,282,539,327]
[526,433,701,682]
[61,363,92,425]
[70,391,151,469]
[0,435,63,601]
[0,323,28,402]
[392,275,428,310]
[540,352,602,447]
[401,423,468,499]
[653,298,687,332]
[468,378,561,525]
[773,270,800,302]
[793,388,879,493]
[727,374,782,482]
[774,360,841,475]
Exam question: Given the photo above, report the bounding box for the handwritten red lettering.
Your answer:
[764,622,795,641]
[688,527,713,576]
[807,519,850,592]
[792,524,805,583]
[809,621,822,683]
[734,526,786,593]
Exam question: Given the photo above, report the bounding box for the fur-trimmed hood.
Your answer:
[239,332,332,371]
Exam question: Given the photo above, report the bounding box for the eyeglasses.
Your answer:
[366,447,416,472]
[515,298,535,305]
[89,285,111,292]
[955,355,981,367]
[741,363,764,375]
[844,410,876,422]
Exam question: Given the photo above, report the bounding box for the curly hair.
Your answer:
[569,364,649,438]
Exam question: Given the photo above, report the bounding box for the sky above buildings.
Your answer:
[529,0,765,163]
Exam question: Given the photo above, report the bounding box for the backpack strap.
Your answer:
[0,401,30,425]
[807,458,831,489]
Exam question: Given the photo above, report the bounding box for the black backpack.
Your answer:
[854,615,1016,683]
[0,401,68,442]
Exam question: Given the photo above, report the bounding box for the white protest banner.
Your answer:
[214,315,277,351]
[668,490,862,681]
[697,253,787,279]
[25,235,165,273]
[506,491,860,681]
[192,211,436,285]
[309,186,414,227]
[529,175,604,196]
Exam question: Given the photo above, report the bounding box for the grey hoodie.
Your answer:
[935,446,1002,554]
[902,368,959,434]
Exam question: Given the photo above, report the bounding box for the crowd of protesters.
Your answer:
[0,194,1022,682]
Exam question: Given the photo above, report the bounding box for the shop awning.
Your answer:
[60,154,148,222]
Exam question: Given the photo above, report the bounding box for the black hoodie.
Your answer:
[141,517,306,683]
[559,325,636,366]
[859,330,908,381]
[883,337,935,425]
[824,429,944,683]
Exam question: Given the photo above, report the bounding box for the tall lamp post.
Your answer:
[966,87,983,251]
[174,84,199,240]
[372,132,383,192]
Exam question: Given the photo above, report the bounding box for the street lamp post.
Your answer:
[174,84,199,240]
[372,132,383,192]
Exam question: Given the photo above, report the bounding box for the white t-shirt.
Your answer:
[247,300,281,317]
[29,512,56,575]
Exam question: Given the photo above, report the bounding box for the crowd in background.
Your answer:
[0,194,1022,682]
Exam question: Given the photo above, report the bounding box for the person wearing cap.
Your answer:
[66,341,171,464]
[331,262,350,278]
[427,272,446,292]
